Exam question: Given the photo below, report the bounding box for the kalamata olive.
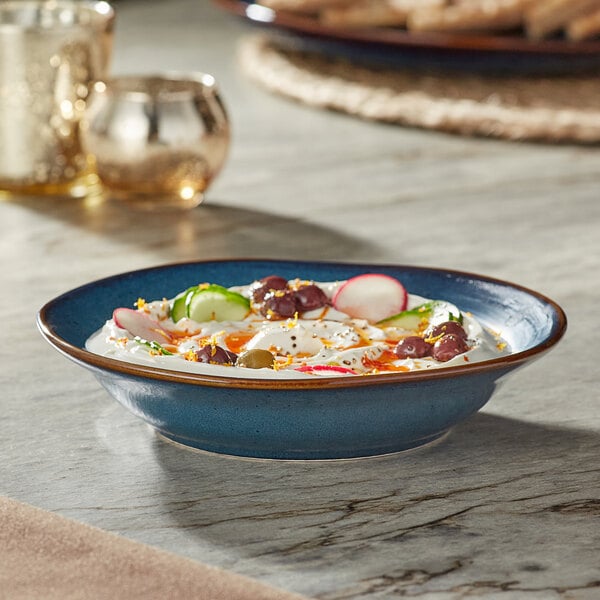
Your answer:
[294,284,329,311]
[432,334,468,362]
[251,275,289,303]
[394,336,433,359]
[427,320,468,341]
[236,348,276,369]
[261,290,298,319]
[195,344,238,365]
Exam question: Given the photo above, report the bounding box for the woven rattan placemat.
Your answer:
[239,34,600,143]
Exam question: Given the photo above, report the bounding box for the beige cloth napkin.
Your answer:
[0,496,309,600]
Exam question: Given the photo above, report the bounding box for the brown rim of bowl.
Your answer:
[37,258,568,391]
[214,0,600,56]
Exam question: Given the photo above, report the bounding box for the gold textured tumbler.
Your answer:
[0,1,114,197]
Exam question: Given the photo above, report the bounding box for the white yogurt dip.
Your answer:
[85,277,509,379]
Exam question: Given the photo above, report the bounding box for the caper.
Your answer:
[236,349,276,369]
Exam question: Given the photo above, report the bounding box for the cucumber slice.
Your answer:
[170,287,197,322]
[378,301,462,330]
[378,302,435,330]
[187,284,250,322]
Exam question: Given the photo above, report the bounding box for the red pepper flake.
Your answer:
[295,365,358,375]
[362,350,410,373]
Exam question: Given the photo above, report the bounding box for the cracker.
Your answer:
[567,7,600,40]
[258,0,353,15]
[320,0,445,28]
[320,0,407,28]
[525,0,600,39]
[407,0,535,34]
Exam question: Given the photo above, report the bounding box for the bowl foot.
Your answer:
[154,428,450,461]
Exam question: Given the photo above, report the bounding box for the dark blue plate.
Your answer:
[215,0,600,74]
[37,259,566,459]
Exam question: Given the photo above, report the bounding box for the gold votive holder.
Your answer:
[81,73,231,210]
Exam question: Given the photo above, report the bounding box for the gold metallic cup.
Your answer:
[81,74,231,210]
[0,1,114,197]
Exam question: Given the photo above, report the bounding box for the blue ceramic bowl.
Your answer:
[37,259,566,459]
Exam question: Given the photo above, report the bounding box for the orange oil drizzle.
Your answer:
[224,331,255,354]
[362,350,410,373]
[345,339,371,350]
[165,328,202,340]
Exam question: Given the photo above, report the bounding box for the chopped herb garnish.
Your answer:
[133,337,173,355]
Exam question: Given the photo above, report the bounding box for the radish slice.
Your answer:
[295,365,357,375]
[332,274,408,323]
[113,308,171,344]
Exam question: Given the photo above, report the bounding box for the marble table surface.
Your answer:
[1,1,599,598]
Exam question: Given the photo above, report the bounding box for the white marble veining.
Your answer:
[1,1,599,598]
